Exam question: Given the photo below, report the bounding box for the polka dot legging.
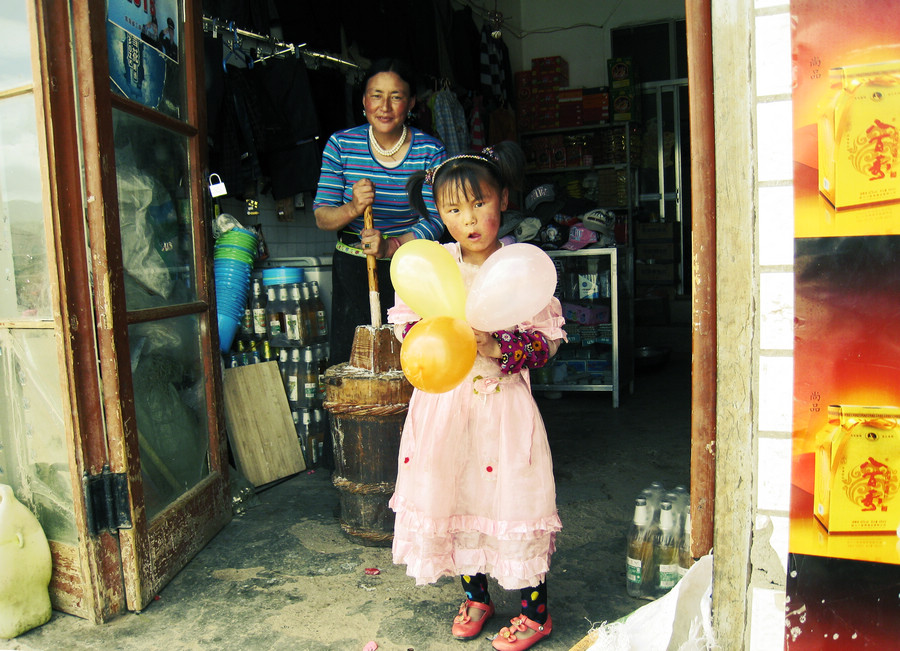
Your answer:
[461,574,548,625]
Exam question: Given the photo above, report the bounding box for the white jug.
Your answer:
[0,484,52,639]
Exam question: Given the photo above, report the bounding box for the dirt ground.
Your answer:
[6,329,691,651]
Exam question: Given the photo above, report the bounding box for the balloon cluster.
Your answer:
[390,241,557,393]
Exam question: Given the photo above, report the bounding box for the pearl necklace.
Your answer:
[369,124,408,157]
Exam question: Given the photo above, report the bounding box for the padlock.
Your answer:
[208,173,227,198]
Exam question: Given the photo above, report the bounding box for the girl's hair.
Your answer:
[407,141,525,217]
[361,58,417,97]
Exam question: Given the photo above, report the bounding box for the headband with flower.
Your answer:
[424,146,500,185]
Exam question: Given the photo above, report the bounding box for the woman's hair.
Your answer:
[406,141,525,217]
[361,58,417,97]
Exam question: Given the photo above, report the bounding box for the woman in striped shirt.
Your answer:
[314,58,447,364]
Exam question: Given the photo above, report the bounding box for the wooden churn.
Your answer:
[323,207,412,546]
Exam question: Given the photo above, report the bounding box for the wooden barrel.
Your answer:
[323,326,412,546]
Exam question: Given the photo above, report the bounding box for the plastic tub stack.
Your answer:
[213,227,258,352]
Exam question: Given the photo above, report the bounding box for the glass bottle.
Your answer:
[309,281,328,342]
[301,346,318,408]
[314,343,328,405]
[310,408,327,467]
[284,283,302,344]
[240,294,254,340]
[295,407,311,465]
[262,340,274,363]
[664,490,682,539]
[286,347,301,406]
[265,285,284,340]
[298,282,315,343]
[291,282,309,346]
[626,497,651,599]
[247,340,260,364]
[277,347,289,386]
[654,501,679,597]
[250,278,267,340]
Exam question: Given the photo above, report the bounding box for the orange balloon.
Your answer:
[400,316,477,393]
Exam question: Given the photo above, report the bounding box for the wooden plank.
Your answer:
[223,361,306,486]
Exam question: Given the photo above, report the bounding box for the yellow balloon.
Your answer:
[400,317,476,393]
[390,240,467,319]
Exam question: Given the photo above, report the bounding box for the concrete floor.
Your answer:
[6,324,692,651]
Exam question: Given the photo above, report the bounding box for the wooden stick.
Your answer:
[363,206,381,327]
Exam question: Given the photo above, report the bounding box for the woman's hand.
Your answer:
[473,330,501,359]
[360,227,385,257]
[350,178,375,216]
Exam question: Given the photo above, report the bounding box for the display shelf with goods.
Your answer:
[531,247,633,407]
[520,122,640,250]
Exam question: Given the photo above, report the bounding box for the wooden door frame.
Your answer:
[31,0,231,619]
[687,0,758,647]
[33,0,127,622]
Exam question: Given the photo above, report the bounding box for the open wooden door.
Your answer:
[21,0,231,617]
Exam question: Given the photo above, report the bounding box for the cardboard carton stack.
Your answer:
[607,57,639,122]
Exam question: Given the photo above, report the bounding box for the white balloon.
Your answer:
[465,243,558,331]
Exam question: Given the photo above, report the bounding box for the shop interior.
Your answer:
[2,0,695,647]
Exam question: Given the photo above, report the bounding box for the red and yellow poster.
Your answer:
[788,1,900,647]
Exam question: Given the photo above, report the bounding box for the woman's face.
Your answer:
[363,72,414,135]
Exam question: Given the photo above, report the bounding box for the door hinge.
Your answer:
[83,466,132,535]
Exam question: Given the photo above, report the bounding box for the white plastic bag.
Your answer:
[587,555,715,651]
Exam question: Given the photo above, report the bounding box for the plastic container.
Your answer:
[217,313,241,352]
[262,267,305,286]
[0,484,52,639]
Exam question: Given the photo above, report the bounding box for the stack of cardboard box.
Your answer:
[515,56,570,131]
[607,57,639,122]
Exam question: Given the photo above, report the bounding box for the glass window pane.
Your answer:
[0,328,77,544]
[0,1,33,89]
[113,109,196,309]
[106,0,186,119]
[0,92,53,320]
[129,314,209,520]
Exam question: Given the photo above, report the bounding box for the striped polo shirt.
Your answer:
[313,124,448,240]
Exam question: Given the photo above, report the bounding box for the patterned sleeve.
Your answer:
[518,296,567,343]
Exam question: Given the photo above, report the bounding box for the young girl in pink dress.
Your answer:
[388,141,565,651]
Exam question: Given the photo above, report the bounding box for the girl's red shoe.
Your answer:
[491,613,552,651]
[451,599,495,640]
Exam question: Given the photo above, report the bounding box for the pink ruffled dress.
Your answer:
[387,242,566,590]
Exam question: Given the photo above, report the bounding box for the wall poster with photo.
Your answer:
[788,0,900,648]
[106,0,184,116]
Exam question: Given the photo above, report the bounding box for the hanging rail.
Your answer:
[201,15,362,71]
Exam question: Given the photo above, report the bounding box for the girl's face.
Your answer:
[437,178,508,262]
[363,72,414,135]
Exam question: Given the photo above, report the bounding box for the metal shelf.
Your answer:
[539,247,633,407]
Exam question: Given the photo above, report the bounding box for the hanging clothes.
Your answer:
[252,56,322,198]
[431,87,469,157]
[479,24,507,106]
[449,5,482,92]
[207,62,265,199]
[469,94,485,151]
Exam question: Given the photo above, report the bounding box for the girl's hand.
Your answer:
[473,330,501,358]
[350,178,375,216]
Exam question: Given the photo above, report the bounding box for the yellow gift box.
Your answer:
[814,405,900,533]
[818,61,900,209]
